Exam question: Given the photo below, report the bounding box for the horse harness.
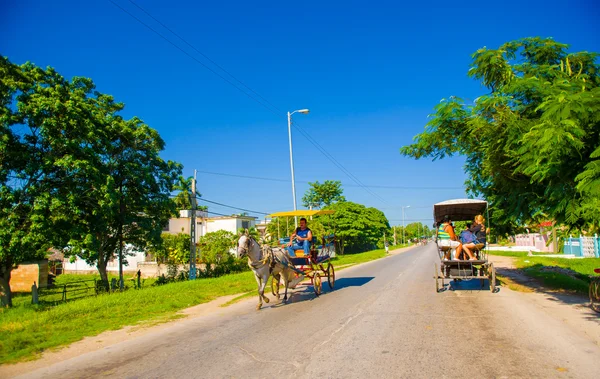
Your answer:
[245,237,277,273]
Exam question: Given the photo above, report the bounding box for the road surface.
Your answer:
[11,244,600,378]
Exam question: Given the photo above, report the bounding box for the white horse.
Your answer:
[237,233,303,310]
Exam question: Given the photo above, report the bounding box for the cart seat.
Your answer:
[442,259,486,265]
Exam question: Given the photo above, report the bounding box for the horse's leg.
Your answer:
[282,270,290,303]
[272,272,281,300]
[254,274,263,310]
[260,273,270,304]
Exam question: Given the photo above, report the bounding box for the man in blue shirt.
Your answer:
[287,218,313,257]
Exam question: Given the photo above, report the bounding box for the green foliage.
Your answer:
[198,230,247,277]
[400,37,600,235]
[0,56,181,306]
[301,180,346,209]
[148,233,190,264]
[172,175,207,211]
[322,201,390,254]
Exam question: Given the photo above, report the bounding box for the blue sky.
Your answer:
[2,0,599,227]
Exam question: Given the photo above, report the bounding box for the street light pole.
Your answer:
[402,205,411,245]
[287,109,309,228]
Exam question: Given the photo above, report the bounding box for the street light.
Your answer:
[287,108,310,228]
[402,205,411,245]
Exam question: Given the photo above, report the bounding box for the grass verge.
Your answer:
[0,246,399,364]
[489,250,600,294]
[0,271,257,364]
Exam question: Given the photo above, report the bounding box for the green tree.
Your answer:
[198,230,246,277]
[65,112,181,290]
[0,56,181,301]
[0,58,107,305]
[148,232,190,264]
[302,180,346,209]
[172,175,207,211]
[401,38,600,234]
[322,202,390,254]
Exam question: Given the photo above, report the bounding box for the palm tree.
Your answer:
[173,176,207,211]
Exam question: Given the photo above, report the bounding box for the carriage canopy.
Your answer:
[433,199,487,224]
[269,210,335,218]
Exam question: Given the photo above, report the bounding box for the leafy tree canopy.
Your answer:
[302,180,346,209]
[322,201,390,254]
[0,56,181,304]
[400,37,600,234]
[148,232,190,264]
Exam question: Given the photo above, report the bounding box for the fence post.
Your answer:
[595,234,599,258]
[31,281,38,304]
[62,284,67,302]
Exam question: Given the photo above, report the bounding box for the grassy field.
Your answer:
[489,250,600,293]
[0,245,406,364]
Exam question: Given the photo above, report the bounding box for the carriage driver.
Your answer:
[287,217,312,257]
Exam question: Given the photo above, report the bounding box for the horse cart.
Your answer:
[433,199,496,293]
[269,210,337,297]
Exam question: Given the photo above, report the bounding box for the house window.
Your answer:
[242,221,250,230]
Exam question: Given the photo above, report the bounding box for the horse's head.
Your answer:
[237,232,252,259]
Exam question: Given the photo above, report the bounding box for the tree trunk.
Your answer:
[0,264,13,307]
[97,247,109,292]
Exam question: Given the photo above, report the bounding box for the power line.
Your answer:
[125,0,282,115]
[107,0,391,205]
[107,0,280,116]
[197,197,269,215]
[194,169,463,190]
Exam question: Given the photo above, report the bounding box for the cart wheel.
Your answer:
[590,278,600,313]
[271,276,280,298]
[327,263,335,289]
[489,263,496,292]
[313,274,322,296]
[435,263,440,292]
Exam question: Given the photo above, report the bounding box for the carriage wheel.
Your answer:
[313,274,322,296]
[489,263,496,293]
[271,276,280,297]
[327,263,335,289]
[590,278,600,313]
[435,263,440,293]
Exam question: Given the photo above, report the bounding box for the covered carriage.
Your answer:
[433,199,496,292]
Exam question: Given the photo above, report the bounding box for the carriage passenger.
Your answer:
[458,223,478,260]
[287,217,312,257]
[462,215,486,258]
[438,215,463,260]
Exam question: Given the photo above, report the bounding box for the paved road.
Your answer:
[15,244,600,378]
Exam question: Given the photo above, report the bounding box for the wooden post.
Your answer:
[31,281,39,304]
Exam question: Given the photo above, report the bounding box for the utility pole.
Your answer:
[189,170,197,280]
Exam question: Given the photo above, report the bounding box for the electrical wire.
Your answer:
[107,0,392,205]
[193,170,462,190]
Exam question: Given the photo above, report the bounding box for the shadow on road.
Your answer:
[334,276,375,290]
[267,276,375,307]
[494,266,600,323]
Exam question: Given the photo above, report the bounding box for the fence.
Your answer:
[563,235,600,258]
[32,279,98,304]
[31,273,143,304]
[514,233,555,252]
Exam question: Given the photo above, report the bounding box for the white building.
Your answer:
[165,210,257,242]
[62,245,146,274]
[63,212,257,274]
